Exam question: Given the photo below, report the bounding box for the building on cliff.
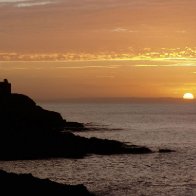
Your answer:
[0,79,11,96]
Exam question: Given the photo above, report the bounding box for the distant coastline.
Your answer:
[37,97,196,104]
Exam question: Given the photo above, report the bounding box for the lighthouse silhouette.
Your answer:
[0,79,11,96]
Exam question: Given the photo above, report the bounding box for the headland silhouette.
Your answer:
[0,79,153,160]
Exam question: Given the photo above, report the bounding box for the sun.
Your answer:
[183,93,194,100]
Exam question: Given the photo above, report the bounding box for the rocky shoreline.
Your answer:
[0,80,175,195]
[0,91,153,160]
[0,170,93,195]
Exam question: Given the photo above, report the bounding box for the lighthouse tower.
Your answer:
[0,79,11,96]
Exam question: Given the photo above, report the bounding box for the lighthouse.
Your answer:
[0,79,11,96]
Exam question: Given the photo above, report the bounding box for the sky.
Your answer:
[0,0,196,100]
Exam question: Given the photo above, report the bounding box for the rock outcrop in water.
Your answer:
[0,170,93,196]
[64,121,87,131]
[0,79,152,160]
[159,148,175,153]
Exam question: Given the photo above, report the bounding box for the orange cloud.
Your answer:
[1,47,196,62]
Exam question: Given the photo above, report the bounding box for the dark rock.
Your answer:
[0,81,153,160]
[159,149,175,153]
[64,121,87,131]
[86,137,152,155]
[0,131,153,160]
[0,170,93,196]
[0,93,65,135]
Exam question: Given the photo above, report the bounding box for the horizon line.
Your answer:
[36,97,196,103]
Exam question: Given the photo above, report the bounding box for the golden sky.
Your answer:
[0,0,196,100]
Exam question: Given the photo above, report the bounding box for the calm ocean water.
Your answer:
[0,102,196,195]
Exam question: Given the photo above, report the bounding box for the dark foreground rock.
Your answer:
[159,148,175,153]
[0,170,93,196]
[0,80,153,160]
[0,131,152,160]
[64,121,87,131]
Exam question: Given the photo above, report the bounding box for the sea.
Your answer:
[0,102,196,196]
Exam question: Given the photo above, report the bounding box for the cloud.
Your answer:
[1,0,195,11]
[112,27,128,32]
[0,0,185,11]
[0,0,57,7]
[16,1,54,7]
[111,27,139,33]
[0,0,28,2]
[47,0,196,11]
[135,65,159,67]
[1,47,196,62]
